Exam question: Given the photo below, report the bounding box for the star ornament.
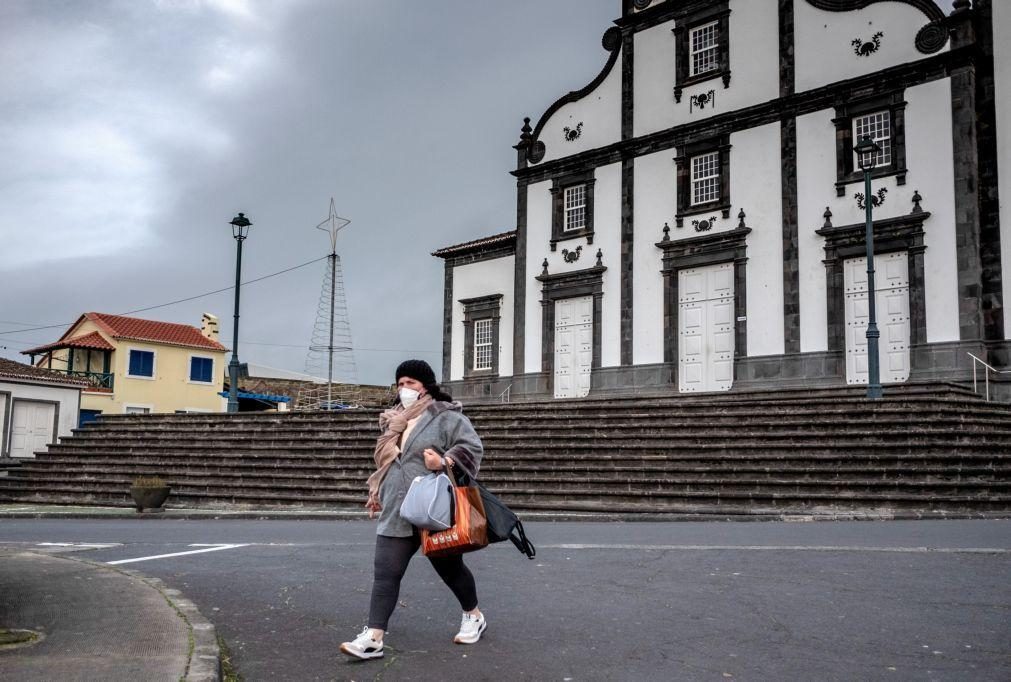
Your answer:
[316,197,351,252]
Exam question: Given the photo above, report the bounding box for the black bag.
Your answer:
[454,468,535,559]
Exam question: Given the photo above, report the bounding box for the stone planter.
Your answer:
[130,485,171,513]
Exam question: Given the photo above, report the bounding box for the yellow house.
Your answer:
[23,312,228,419]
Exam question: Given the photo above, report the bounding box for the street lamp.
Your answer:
[854,135,883,399]
[227,212,252,413]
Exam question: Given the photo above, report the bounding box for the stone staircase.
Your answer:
[1,383,1009,516]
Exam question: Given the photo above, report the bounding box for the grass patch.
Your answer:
[217,633,243,682]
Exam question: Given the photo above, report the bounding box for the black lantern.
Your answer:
[854,135,882,172]
[230,212,252,240]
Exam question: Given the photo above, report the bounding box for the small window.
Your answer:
[564,185,587,232]
[690,21,719,77]
[832,92,907,195]
[127,350,154,377]
[691,152,721,205]
[473,319,493,371]
[125,406,151,414]
[853,111,892,168]
[190,356,213,383]
[460,294,502,378]
[675,135,731,226]
[672,4,731,103]
[550,171,595,250]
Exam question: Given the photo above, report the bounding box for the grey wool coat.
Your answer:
[376,401,484,537]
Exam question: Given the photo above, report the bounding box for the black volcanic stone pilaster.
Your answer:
[781,117,800,354]
[972,0,1005,341]
[442,262,453,383]
[950,64,985,341]
[513,179,528,377]
[621,156,635,366]
[620,28,635,366]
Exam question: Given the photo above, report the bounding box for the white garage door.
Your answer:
[10,400,56,459]
[679,263,735,392]
[554,296,593,399]
[845,252,910,385]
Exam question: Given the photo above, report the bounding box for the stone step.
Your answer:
[21,453,1008,472]
[3,481,1007,513]
[68,415,1011,440]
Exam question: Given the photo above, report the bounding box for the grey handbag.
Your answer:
[399,471,454,530]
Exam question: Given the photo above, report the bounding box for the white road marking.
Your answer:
[543,543,1010,554]
[36,542,121,549]
[106,543,249,565]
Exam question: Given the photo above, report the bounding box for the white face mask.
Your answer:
[399,387,420,408]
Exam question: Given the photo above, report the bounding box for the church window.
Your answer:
[550,171,595,250]
[690,22,720,77]
[460,294,502,378]
[691,152,721,205]
[473,319,493,371]
[833,91,907,195]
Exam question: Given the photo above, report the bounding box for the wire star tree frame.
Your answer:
[294,199,362,411]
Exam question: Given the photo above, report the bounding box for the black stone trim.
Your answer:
[779,0,795,98]
[622,29,634,143]
[971,1,1005,341]
[782,117,800,354]
[535,265,607,396]
[915,20,950,54]
[527,27,623,163]
[512,47,974,185]
[550,170,596,251]
[832,91,908,196]
[805,0,945,23]
[674,136,731,227]
[441,262,453,383]
[816,212,931,355]
[621,156,634,366]
[439,242,516,269]
[460,294,503,379]
[672,5,731,104]
[656,227,751,383]
[733,351,846,390]
[513,180,528,378]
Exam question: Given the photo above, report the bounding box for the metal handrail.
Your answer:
[968,353,1010,402]
[498,384,512,403]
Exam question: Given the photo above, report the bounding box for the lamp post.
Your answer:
[227,212,252,413]
[854,135,883,399]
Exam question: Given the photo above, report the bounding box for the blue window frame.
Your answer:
[128,350,154,377]
[190,357,213,383]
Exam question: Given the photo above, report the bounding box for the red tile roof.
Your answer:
[86,313,227,351]
[0,357,89,386]
[22,331,116,355]
[432,230,517,258]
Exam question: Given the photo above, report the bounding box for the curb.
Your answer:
[57,553,222,682]
[1,505,1008,522]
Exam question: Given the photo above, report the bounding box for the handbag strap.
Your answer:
[444,463,459,487]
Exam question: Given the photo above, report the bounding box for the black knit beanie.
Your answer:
[395,359,437,387]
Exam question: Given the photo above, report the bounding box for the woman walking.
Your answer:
[340,359,486,660]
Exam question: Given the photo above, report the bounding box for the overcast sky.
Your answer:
[0,0,618,386]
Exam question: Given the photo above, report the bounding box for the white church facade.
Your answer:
[434,0,1010,401]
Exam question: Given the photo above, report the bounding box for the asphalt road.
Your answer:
[1,518,1009,681]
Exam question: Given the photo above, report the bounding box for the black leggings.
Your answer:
[367,533,478,631]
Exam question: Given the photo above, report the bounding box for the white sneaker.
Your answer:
[340,628,384,659]
[454,611,487,644]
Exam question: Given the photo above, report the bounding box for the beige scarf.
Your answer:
[366,394,434,511]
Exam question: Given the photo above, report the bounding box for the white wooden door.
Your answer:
[845,252,910,385]
[679,263,735,392]
[554,296,593,398]
[10,401,56,459]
